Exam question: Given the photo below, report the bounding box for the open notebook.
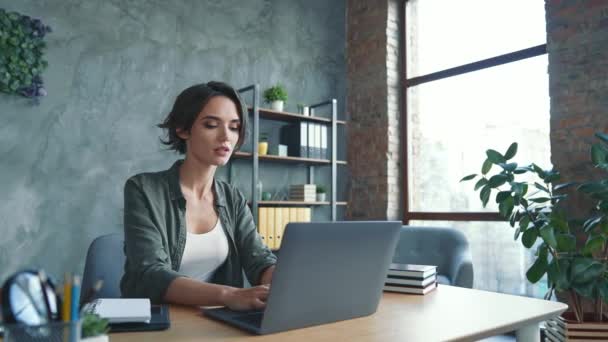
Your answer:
[83,298,151,323]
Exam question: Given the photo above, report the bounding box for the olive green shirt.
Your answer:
[120,160,277,303]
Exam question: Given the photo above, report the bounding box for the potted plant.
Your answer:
[263,84,288,112]
[461,133,608,336]
[316,186,326,202]
[81,313,109,342]
[258,132,269,156]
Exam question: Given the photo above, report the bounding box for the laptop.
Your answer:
[203,221,401,335]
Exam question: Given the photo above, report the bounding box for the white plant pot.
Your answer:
[316,193,326,202]
[271,100,284,112]
[81,334,109,342]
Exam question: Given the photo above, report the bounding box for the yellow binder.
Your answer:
[274,207,283,249]
[267,207,275,249]
[258,207,268,247]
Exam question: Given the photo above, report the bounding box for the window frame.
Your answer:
[400,1,548,224]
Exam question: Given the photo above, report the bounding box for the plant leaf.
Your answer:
[487,174,509,188]
[529,197,551,203]
[496,191,511,203]
[474,178,488,191]
[498,162,518,172]
[596,132,608,144]
[556,234,576,252]
[522,227,538,248]
[534,182,550,193]
[526,247,548,283]
[591,144,608,167]
[481,159,492,175]
[480,185,491,208]
[539,224,558,249]
[570,258,604,285]
[460,174,477,182]
[514,226,522,240]
[583,236,605,255]
[583,216,604,233]
[504,142,518,160]
[499,196,515,218]
[553,181,576,192]
[486,149,506,164]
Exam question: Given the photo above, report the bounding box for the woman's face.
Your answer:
[178,95,241,166]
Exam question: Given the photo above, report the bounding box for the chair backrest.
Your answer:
[392,226,470,283]
[81,233,125,301]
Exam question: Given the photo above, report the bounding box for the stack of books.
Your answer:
[289,184,316,202]
[383,263,438,295]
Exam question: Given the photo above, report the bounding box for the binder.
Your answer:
[280,122,308,157]
[267,208,275,249]
[258,207,268,247]
[281,207,290,242]
[315,124,322,159]
[321,125,328,160]
[303,208,311,222]
[308,122,315,158]
[274,207,284,249]
[289,207,298,222]
[296,208,306,222]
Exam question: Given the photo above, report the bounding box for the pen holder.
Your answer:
[2,320,82,342]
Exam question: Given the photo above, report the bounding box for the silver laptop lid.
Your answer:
[260,221,401,334]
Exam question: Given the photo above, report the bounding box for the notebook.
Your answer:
[83,298,151,323]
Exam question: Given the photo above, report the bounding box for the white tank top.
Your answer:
[178,219,229,282]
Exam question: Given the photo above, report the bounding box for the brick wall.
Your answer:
[546,0,608,215]
[346,0,402,220]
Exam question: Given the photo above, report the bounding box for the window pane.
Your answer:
[409,221,547,298]
[407,54,550,212]
[406,0,546,77]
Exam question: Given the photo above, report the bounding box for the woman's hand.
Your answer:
[221,285,270,311]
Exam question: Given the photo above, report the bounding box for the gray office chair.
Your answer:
[81,233,125,301]
[392,226,474,288]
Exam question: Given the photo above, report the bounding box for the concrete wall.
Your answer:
[0,0,345,282]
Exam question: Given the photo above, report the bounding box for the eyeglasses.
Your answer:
[2,269,59,326]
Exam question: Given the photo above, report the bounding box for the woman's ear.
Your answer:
[176,127,190,140]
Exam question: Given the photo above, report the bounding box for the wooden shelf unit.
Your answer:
[248,106,347,125]
[236,85,346,223]
[233,151,347,165]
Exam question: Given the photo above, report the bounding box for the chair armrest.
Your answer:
[447,248,474,288]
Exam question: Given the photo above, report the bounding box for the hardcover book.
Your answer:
[387,263,437,279]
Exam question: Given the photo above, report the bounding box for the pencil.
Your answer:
[61,273,72,322]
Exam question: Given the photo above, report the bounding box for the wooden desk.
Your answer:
[110,285,567,341]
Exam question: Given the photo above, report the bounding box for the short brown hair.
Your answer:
[158,81,247,154]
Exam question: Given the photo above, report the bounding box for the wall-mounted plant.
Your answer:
[0,9,52,103]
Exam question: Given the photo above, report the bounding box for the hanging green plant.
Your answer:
[0,8,51,102]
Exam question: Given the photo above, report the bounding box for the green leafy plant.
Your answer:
[461,132,608,323]
[263,84,288,103]
[0,9,51,102]
[316,185,326,194]
[81,313,109,338]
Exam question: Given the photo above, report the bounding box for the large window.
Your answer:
[403,0,550,296]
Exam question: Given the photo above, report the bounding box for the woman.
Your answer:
[120,81,276,311]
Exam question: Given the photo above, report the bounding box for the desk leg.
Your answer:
[516,323,540,342]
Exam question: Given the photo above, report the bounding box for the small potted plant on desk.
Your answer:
[461,133,608,340]
[316,186,326,202]
[81,313,109,342]
[263,84,288,112]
